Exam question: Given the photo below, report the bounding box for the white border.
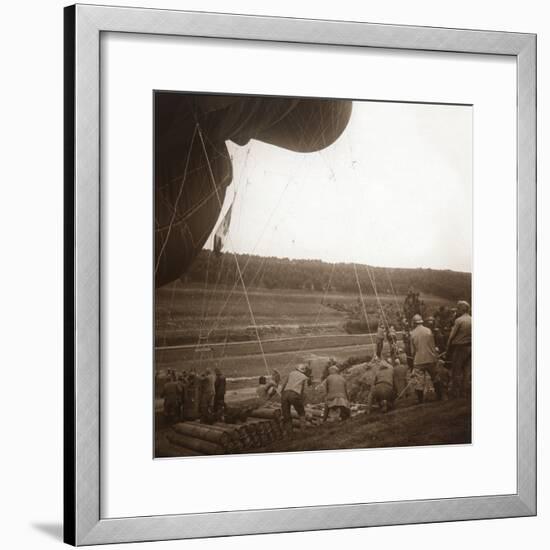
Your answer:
[100,32,517,518]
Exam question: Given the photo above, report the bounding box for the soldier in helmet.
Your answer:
[410,314,442,400]
[447,300,472,398]
[425,315,445,351]
[425,316,435,332]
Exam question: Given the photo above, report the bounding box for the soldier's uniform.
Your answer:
[434,360,450,400]
[448,308,472,398]
[162,380,183,422]
[367,361,396,413]
[409,367,427,403]
[393,360,409,397]
[410,317,441,402]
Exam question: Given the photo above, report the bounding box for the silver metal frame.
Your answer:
[64,3,536,546]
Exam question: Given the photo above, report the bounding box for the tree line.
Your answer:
[182,251,471,302]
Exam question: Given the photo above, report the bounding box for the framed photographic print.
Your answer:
[64,3,536,546]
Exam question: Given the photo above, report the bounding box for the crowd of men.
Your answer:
[160,367,226,424]
[403,300,472,399]
[273,299,472,428]
[159,299,471,434]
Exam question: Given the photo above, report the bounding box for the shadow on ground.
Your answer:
[31,522,63,541]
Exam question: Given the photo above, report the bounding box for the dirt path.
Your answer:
[156,332,392,351]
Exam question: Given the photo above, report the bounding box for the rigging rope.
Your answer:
[385,267,405,319]
[203,176,293,340]
[154,125,198,276]
[195,243,212,361]
[196,123,271,376]
[204,252,226,325]
[158,279,179,368]
[364,264,391,330]
[343,134,381,352]
[204,252,270,340]
[281,261,338,371]
[353,262,376,348]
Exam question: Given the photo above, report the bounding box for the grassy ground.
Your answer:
[155,398,471,458]
[155,283,452,378]
[156,337,380,378]
[156,283,349,341]
[156,281,451,345]
[258,398,471,454]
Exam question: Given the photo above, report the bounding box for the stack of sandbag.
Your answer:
[166,414,285,456]
[167,422,234,455]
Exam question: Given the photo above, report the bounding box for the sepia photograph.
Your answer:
[154,92,472,458]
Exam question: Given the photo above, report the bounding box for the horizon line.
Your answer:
[200,247,472,275]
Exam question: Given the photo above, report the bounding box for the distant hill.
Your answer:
[181,251,471,303]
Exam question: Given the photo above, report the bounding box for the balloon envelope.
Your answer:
[155,93,352,288]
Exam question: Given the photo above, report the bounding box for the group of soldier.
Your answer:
[277,298,472,426]
[255,363,349,430]
[159,298,471,433]
[367,299,472,413]
[402,300,472,401]
[160,367,226,424]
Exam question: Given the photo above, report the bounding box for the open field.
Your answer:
[157,337,382,380]
[156,283,352,346]
[155,282,453,376]
[156,282,452,341]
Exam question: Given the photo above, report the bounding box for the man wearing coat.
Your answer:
[280,364,309,432]
[162,374,183,423]
[366,358,396,413]
[317,365,350,421]
[410,314,441,400]
[447,300,472,398]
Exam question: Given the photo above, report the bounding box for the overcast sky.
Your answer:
[207,100,472,273]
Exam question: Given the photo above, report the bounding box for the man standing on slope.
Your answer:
[447,300,472,398]
[410,314,442,401]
